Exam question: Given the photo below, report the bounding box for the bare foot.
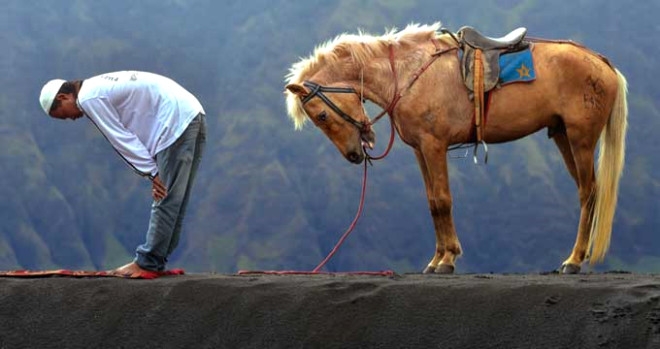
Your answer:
[109,261,152,277]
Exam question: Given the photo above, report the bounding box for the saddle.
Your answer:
[454,26,529,144]
[457,26,529,94]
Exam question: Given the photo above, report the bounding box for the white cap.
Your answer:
[39,79,66,115]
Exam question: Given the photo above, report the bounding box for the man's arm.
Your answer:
[80,97,158,178]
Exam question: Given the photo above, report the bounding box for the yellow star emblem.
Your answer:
[516,63,531,78]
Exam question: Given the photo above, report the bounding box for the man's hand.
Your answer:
[151,175,168,201]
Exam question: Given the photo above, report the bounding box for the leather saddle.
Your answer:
[457,26,529,93]
[460,26,527,50]
[453,26,530,145]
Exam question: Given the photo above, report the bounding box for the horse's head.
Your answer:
[286,80,375,164]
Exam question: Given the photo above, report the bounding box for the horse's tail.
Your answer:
[588,68,628,264]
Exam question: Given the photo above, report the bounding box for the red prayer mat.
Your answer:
[0,268,185,279]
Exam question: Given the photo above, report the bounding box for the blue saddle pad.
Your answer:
[499,48,536,85]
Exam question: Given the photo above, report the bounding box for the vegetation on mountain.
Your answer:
[1,0,658,273]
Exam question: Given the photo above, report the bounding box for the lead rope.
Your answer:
[312,45,408,272]
[238,41,455,277]
[312,158,370,272]
[311,68,393,272]
[237,117,394,276]
[305,41,449,273]
[311,122,397,273]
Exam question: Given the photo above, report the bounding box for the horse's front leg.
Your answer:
[414,144,462,274]
[414,149,444,272]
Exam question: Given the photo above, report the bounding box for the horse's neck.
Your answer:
[362,44,429,109]
[366,36,458,110]
[319,65,393,109]
[320,37,453,110]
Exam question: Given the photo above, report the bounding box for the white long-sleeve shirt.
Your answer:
[77,71,205,178]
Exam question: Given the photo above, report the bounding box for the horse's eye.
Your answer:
[317,111,328,122]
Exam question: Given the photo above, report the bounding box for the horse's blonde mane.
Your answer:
[285,22,443,129]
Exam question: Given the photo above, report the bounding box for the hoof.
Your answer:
[422,265,435,274]
[560,263,581,274]
[434,264,455,274]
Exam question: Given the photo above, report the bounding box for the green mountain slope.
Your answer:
[1,0,658,273]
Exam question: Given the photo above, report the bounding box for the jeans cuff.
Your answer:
[135,251,167,272]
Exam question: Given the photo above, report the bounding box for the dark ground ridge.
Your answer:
[1,272,659,349]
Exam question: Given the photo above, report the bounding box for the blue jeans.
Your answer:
[136,113,206,271]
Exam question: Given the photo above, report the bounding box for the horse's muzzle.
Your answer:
[346,150,364,164]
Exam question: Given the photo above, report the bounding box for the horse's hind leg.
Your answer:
[554,128,597,274]
[553,130,578,184]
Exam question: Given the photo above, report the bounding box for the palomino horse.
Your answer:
[284,23,628,274]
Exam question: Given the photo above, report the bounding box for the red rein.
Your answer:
[237,40,457,276]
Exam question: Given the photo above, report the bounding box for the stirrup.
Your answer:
[473,140,488,164]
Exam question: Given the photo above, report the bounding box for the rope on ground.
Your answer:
[237,102,399,277]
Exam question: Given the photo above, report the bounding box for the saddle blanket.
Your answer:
[499,48,536,85]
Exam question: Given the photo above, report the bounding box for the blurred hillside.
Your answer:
[0,0,658,273]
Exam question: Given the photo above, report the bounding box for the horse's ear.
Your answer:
[285,83,308,97]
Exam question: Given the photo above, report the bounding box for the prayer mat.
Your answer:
[0,268,185,279]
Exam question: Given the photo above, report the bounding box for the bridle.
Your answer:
[300,39,458,155]
[292,37,460,273]
[301,80,371,132]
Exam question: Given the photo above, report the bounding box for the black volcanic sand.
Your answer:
[1,272,660,348]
